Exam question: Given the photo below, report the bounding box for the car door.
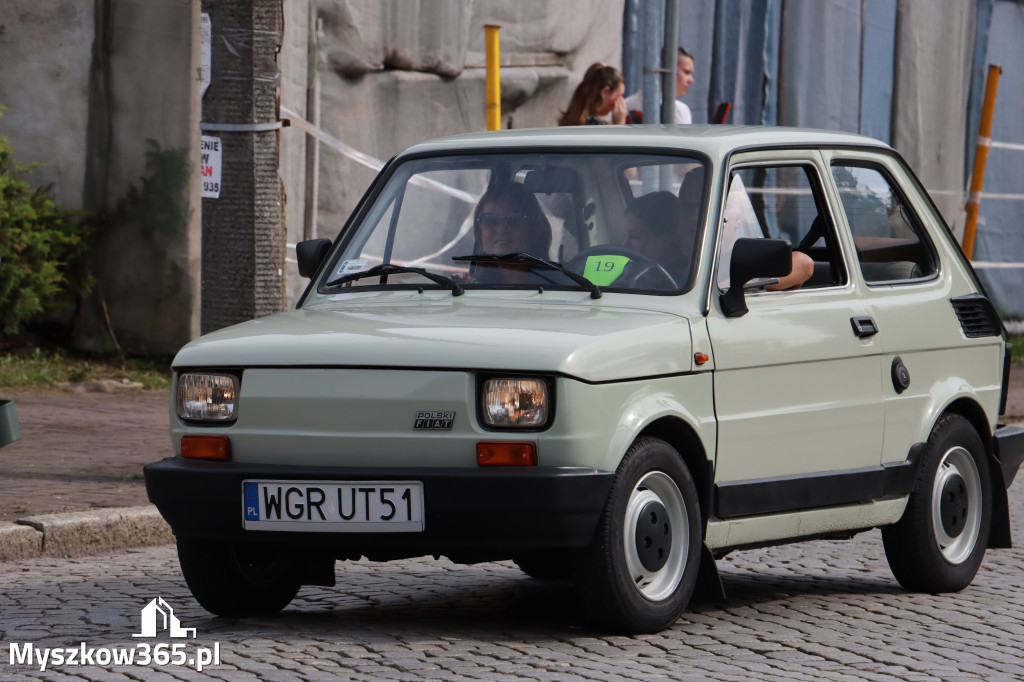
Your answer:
[823,149,1004,465]
[707,150,885,519]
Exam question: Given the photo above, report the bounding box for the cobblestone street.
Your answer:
[3,486,1024,681]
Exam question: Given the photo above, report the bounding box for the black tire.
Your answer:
[573,437,702,634]
[177,538,303,617]
[512,551,573,580]
[882,414,992,593]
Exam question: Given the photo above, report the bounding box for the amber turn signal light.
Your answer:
[477,441,537,466]
[181,435,231,461]
[694,352,709,366]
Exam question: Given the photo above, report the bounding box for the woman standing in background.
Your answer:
[557,63,628,126]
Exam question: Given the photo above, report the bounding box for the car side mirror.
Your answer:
[296,239,332,279]
[719,238,792,318]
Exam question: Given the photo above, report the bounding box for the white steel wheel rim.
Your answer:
[931,445,983,565]
[622,471,689,602]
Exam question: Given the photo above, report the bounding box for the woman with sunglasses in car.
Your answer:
[471,183,552,284]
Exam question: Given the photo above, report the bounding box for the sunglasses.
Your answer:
[476,212,529,231]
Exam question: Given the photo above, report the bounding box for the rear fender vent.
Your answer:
[951,294,1002,338]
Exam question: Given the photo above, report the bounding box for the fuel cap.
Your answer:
[891,357,911,394]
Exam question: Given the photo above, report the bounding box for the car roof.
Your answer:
[397,125,893,161]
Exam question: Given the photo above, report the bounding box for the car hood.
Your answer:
[173,297,693,382]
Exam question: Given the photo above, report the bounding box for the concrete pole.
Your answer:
[200,0,286,334]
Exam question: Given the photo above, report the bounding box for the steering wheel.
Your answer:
[566,245,678,290]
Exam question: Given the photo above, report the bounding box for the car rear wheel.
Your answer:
[882,414,992,593]
[177,538,303,617]
[574,437,701,633]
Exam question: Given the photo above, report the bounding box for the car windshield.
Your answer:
[323,151,707,294]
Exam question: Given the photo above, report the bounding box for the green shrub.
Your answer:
[0,120,93,336]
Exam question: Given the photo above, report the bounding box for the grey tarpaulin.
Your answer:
[973,1,1024,320]
[891,0,976,238]
[779,0,862,132]
[622,0,1024,320]
[860,0,897,143]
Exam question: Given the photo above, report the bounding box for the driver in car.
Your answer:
[472,183,553,284]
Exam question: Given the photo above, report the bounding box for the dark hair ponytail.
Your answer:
[557,63,624,126]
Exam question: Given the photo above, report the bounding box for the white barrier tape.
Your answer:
[976,136,992,147]
[281,104,478,205]
[971,262,1024,269]
[976,192,1024,201]
[992,140,1024,152]
[935,189,1024,202]
[281,105,383,172]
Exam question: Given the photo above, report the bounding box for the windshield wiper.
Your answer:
[452,252,602,299]
[326,263,464,296]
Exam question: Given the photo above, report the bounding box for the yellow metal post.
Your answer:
[485,25,501,131]
[963,64,1002,259]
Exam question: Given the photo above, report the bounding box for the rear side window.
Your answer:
[830,164,937,284]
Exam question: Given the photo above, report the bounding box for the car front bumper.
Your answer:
[144,458,613,556]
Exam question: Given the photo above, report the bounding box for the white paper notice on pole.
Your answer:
[200,13,211,98]
[201,136,222,198]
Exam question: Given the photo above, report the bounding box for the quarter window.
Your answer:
[830,164,937,283]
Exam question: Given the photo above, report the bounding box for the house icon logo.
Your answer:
[133,597,197,638]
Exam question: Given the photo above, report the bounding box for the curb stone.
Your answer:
[0,506,172,561]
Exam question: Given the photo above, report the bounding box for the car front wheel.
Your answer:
[882,414,992,593]
[574,437,701,633]
[177,538,303,617]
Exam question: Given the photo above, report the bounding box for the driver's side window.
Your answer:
[717,165,847,291]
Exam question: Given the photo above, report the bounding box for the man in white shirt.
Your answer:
[625,46,694,124]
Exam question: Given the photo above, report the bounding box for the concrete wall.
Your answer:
[0,1,94,209]
[0,0,201,355]
[86,0,202,354]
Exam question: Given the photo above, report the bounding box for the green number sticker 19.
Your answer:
[582,255,631,286]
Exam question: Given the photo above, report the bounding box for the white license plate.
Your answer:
[242,480,424,532]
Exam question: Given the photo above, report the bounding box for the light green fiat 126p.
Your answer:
[146,126,1024,633]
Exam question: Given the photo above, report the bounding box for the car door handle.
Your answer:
[851,316,879,338]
